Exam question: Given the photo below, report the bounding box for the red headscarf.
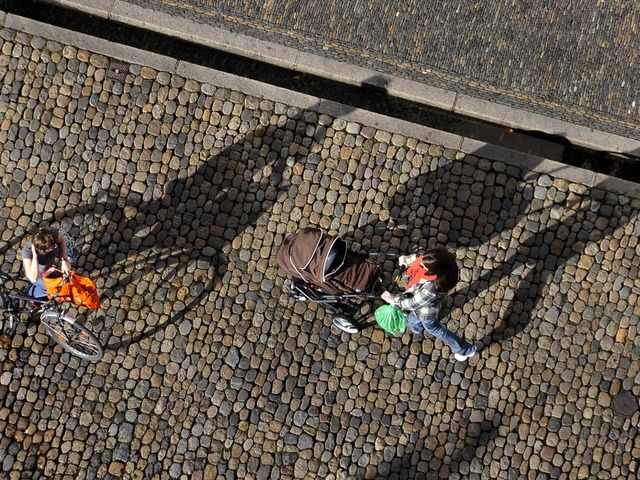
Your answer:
[405,256,437,290]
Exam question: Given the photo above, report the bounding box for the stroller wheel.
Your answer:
[333,315,359,334]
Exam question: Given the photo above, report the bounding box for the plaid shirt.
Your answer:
[390,254,444,320]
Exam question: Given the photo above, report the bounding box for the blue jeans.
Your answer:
[26,277,48,299]
[407,312,475,356]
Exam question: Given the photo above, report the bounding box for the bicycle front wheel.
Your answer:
[40,311,104,361]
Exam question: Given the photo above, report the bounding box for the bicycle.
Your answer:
[0,272,104,361]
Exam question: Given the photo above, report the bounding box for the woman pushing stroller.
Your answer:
[277,228,478,355]
[381,247,477,361]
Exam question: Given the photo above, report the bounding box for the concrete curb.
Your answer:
[3,10,640,198]
[6,9,178,73]
[455,95,640,157]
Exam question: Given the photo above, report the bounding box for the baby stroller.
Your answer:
[276,227,397,333]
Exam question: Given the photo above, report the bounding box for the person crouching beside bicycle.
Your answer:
[22,227,71,299]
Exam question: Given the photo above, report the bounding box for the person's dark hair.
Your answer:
[33,227,57,255]
[422,247,459,292]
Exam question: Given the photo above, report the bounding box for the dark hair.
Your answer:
[33,227,57,255]
[422,247,459,292]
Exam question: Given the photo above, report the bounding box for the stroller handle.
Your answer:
[367,251,400,259]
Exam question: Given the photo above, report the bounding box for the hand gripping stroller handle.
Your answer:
[360,293,382,300]
[367,251,400,259]
[390,267,407,294]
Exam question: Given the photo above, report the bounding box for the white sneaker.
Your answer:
[454,346,477,361]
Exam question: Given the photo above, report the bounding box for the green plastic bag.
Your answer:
[374,305,407,336]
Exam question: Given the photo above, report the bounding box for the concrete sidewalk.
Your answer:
[43,0,640,158]
[1,9,640,480]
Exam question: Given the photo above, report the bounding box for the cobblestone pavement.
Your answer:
[84,0,640,141]
[1,17,640,480]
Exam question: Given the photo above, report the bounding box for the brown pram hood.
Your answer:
[276,227,381,295]
[276,227,346,284]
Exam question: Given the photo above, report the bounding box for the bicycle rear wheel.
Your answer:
[40,311,104,361]
[0,290,16,343]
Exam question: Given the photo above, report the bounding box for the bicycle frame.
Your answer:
[0,275,64,320]
[1,272,104,361]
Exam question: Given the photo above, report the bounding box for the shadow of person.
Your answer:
[420,148,639,352]
[0,75,383,353]
[67,132,289,350]
[329,137,639,355]
[298,123,640,480]
[363,411,504,479]
[12,96,359,353]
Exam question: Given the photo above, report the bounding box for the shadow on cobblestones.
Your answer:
[348,146,640,480]
[436,147,639,348]
[367,411,505,479]
[342,145,639,356]
[17,100,351,353]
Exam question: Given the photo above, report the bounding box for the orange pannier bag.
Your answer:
[42,268,101,309]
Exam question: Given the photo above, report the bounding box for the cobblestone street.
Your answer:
[1,14,640,480]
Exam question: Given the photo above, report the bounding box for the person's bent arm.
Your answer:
[57,231,71,273]
[23,245,39,283]
[398,254,418,267]
[381,290,418,309]
[381,283,437,311]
